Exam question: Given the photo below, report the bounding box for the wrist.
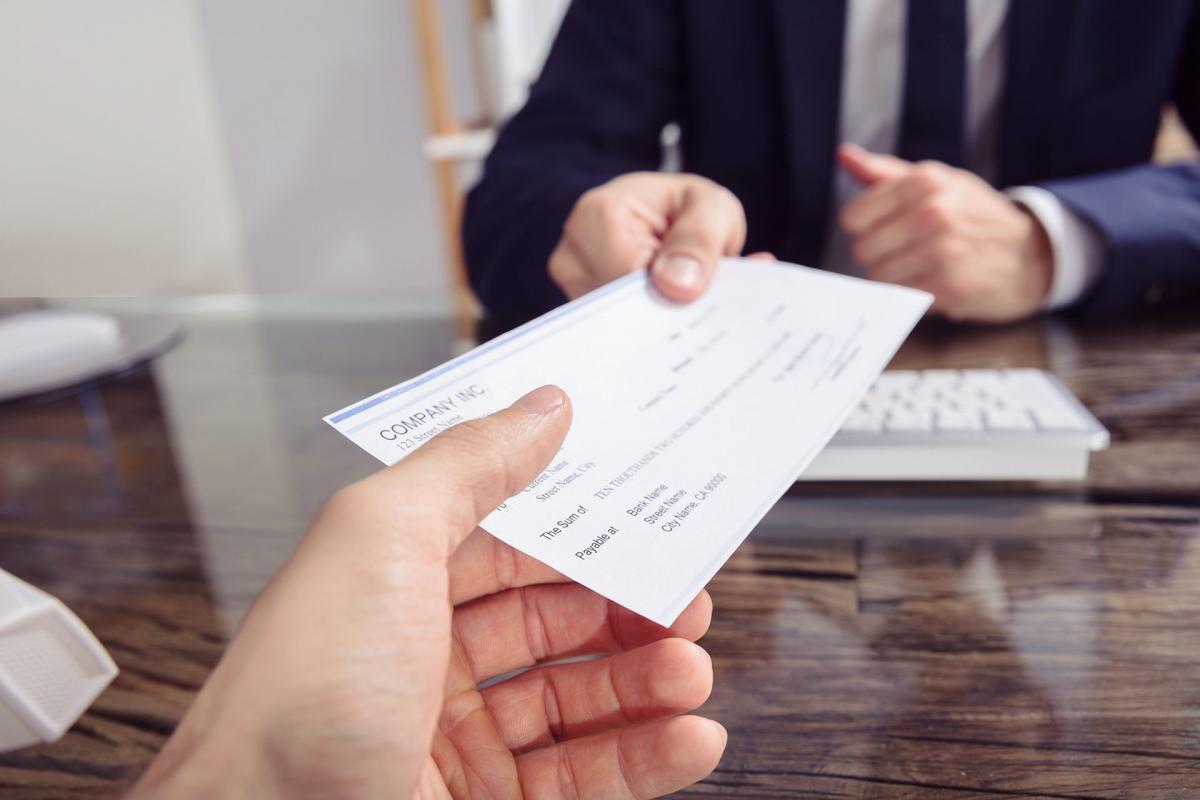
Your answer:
[1015,205,1054,307]
[127,694,281,800]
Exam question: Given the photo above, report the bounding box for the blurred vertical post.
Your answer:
[411,0,480,345]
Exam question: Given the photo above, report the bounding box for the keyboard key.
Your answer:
[901,381,950,406]
[1012,373,1090,420]
[1003,370,1060,406]
[960,369,1004,388]
[885,410,933,431]
[872,371,920,395]
[938,388,983,409]
[984,409,1036,431]
[919,369,960,388]
[843,411,885,432]
[948,400,989,417]
[935,410,983,431]
[1031,408,1090,432]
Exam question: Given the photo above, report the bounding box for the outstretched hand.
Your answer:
[130,386,725,800]
[550,172,748,303]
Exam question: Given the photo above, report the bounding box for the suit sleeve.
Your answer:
[1038,4,1200,315]
[462,0,683,326]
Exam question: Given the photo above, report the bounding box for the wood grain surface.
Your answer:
[0,304,1197,798]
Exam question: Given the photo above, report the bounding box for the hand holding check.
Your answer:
[327,259,930,626]
[550,172,748,302]
[131,387,724,800]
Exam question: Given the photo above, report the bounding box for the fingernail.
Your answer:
[512,385,565,415]
[652,254,704,290]
[707,719,728,747]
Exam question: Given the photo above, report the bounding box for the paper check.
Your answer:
[325,259,930,625]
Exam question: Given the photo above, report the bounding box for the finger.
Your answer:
[515,715,727,799]
[893,272,963,319]
[548,240,596,300]
[482,638,713,753]
[745,251,777,261]
[339,385,572,560]
[553,198,661,298]
[867,240,941,287]
[451,584,713,683]
[650,179,746,302]
[841,162,946,237]
[551,232,658,300]
[912,269,977,322]
[852,204,937,267]
[628,195,670,237]
[588,229,662,288]
[448,528,567,605]
[838,142,910,186]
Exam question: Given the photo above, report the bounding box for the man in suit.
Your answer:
[463,0,1200,329]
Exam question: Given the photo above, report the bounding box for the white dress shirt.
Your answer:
[825,0,1103,309]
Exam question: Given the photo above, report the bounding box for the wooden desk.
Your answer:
[1,305,1197,798]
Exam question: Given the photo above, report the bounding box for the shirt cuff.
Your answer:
[1006,186,1105,311]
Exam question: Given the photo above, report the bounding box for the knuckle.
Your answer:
[573,186,603,216]
[716,183,743,214]
[687,173,740,208]
[921,197,955,229]
[547,248,581,291]
[562,196,592,238]
[681,172,718,192]
[547,247,569,279]
[914,160,944,177]
[910,162,944,191]
[682,177,747,247]
[582,186,622,223]
[574,190,621,234]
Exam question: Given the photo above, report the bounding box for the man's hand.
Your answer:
[130,386,724,800]
[839,143,1054,323]
[550,172,747,302]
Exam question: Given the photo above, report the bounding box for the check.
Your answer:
[325,259,930,625]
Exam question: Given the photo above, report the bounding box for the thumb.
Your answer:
[650,179,746,303]
[838,143,911,186]
[356,385,573,558]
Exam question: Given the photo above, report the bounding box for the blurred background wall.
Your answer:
[0,0,475,303]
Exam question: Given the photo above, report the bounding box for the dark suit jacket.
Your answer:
[464,0,1200,327]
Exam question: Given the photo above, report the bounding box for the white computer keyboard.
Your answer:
[800,369,1109,481]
